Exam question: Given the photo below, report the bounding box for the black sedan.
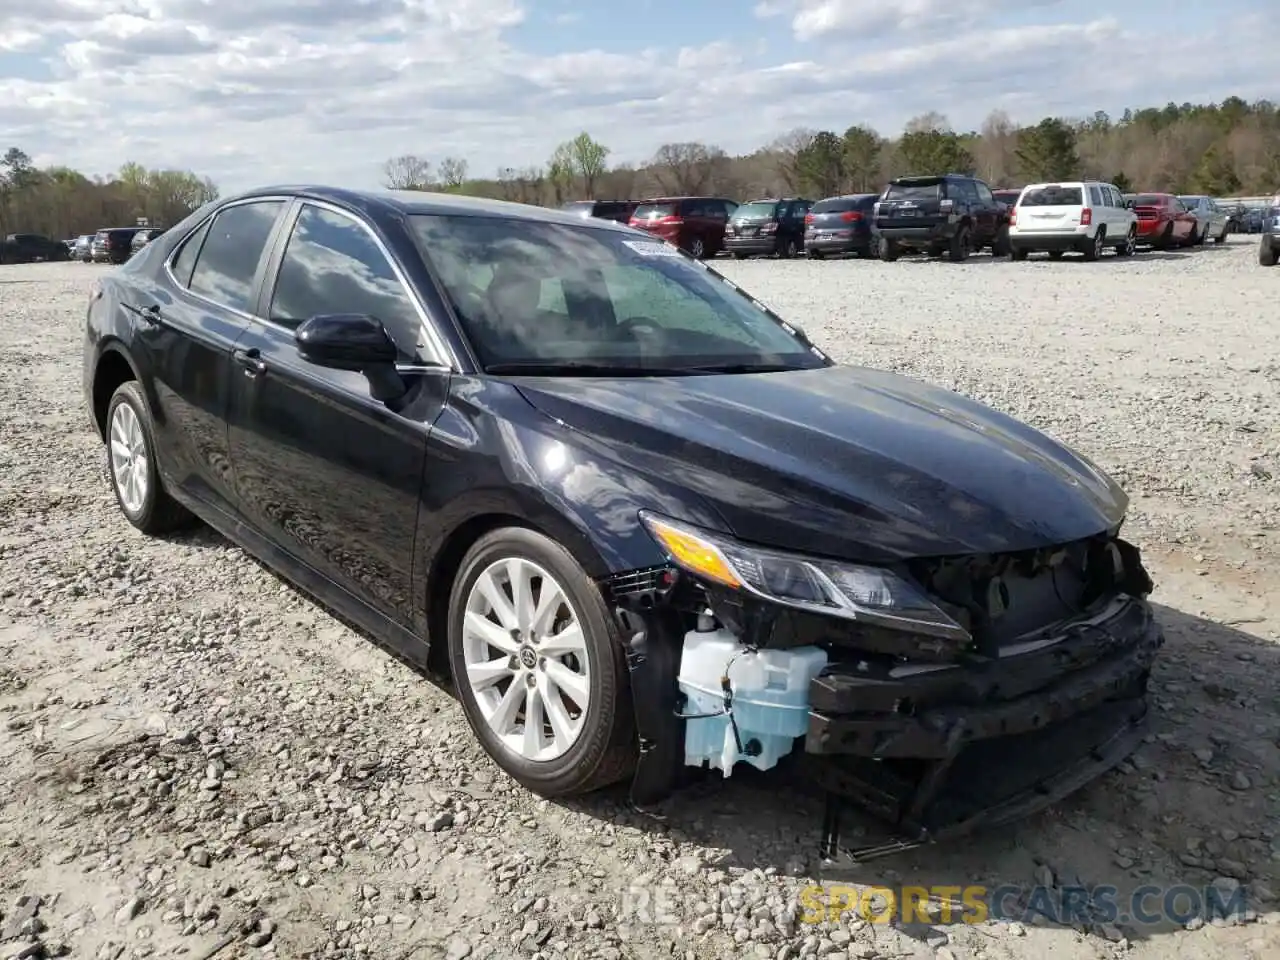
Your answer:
[82,186,1162,851]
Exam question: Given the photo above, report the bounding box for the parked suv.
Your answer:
[130,228,167,256]
[874,174,1009,261]
[628,196,738,259]
[0,233,70,263]
[1176,195,1230,245]
[1009,181,1137,261]
[560,200,637,224]
[724,197,813,258]
[1259,199,1280,267]
[91,227,143,264]
[804,194,878,258]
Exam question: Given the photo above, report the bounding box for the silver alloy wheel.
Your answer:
[109,402,149,514]
[1125,231,1136,255]
[462,557,590,762]
[689,237,705,259]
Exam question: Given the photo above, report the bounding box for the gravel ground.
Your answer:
[1,239,1278,960]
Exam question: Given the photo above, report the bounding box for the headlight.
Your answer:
[640,513,969,643]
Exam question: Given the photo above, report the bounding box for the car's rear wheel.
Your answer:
[1083,227,1106,261]
[105,381,194,534]
[1048,250,1064,260]
[1011,246,1029,262]
[1260,243,1279,267]
[947,226,971,262]
[879,237,899,262]
[447,528,636,798]
[992,225,1012,258]
[687,236,707,259]
[1215,225,1228,244]
[777,238,798,259]
[806,248,824,259]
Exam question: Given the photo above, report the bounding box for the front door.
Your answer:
[130,198,288,516]
[225,200,451,628]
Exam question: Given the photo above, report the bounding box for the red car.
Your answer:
[627,196,738,259]
[1130,193,1196,248]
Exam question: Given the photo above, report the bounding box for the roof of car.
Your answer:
[225,185,636,232]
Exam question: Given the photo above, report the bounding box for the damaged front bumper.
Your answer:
[805,595,1162,857]
[610,530,1164,860]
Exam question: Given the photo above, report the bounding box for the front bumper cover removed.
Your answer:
[806,595,1163,858]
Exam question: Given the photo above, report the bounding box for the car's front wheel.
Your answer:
[447,528,636,798]
[105,381,194,534]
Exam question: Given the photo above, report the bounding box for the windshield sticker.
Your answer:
[622,240,683,258]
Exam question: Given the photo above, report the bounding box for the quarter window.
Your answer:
[170,220,211,287]
[187,200,285,313]
[268,203,427,361]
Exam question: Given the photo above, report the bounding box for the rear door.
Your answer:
[130,198,289,516]
[1017,184,1086,233]
[225,199,450,627]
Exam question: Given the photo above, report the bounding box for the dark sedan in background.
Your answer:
[82,186,1161,854]
[803,194,878,258]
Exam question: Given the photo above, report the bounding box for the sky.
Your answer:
[1,0,1276,193]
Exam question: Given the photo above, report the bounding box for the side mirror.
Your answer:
[295,313,405,403]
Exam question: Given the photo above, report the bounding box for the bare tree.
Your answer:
[650,142,729,195]
[437,156,468,190]
[382,154,432,190]
[767,128,815,193]
[973,110,1018,185]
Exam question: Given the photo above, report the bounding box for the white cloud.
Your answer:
[0,0,1270,192]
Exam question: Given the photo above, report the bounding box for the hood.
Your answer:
[513,365,1128,563]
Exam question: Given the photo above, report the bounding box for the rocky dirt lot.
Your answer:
[1,238,1278,960]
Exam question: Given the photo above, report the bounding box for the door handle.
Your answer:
[233,347,267,377]
[137,304,163,326]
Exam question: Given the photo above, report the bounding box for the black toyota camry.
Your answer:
[82,186,1162,855]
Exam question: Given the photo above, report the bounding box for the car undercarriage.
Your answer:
[605,527,1163,862]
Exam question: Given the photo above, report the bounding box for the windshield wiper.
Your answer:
[484,361,695,376]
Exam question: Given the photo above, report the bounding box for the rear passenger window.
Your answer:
[188,200,285,313]
[169,221,211,287]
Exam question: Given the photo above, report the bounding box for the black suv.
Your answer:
[0,233,70,264]
[560,200,637,224]
[724,197,813,258]
[875,174,1010,262]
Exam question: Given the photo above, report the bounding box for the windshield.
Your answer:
[1021,185,1082,206]
[631,203,676,219]
[733,202,779,219]
[1133,195,1164,206]
[409,215,828,374]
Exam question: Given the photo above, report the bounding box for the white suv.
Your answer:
[1008,181,1137,261]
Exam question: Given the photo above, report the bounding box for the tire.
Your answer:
[806,248,824,259]
[1157,223,1174,250]
[447,528,637,798]
[878,237,899,262]
[104,381,195,535]
[1048,251,1064,260]
[1214,226,1227,245]
[992,225,1012,258]
[1083,227,1106,262]
[1260,243,1279,267]
[1115,228,1137,257]
[947,226,971,262]
[730,252,747,260]
[1011,247,1029,262]
[777,238,798,259]
[686,237,706,259]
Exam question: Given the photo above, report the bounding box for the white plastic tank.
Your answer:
[676,625,828,776]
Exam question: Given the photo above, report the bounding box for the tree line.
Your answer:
[0,148,219,239]
[385,97,1280,206]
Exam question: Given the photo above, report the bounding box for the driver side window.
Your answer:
[269,203,428,362]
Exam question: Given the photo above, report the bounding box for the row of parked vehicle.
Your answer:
[562,179,1264,266]
[0,225,166,266]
